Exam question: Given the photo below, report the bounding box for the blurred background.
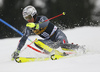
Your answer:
[0,0,100,39]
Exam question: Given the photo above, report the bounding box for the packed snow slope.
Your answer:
[0,26,100,72]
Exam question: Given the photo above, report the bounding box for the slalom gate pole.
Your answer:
[0,12,66,53]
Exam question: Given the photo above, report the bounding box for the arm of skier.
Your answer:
[17,27,31,50]
[26,22,39,30]
[12,27,31,59]
[26,16,49,30]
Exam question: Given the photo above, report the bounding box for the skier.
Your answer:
[12,5,78,59]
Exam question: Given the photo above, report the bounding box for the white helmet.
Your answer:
[22,5,37,20]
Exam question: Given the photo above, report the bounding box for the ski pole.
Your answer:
[26,12,66,51]
[38,12,66,24]
[26,12,66,44]
[44,12,66,22]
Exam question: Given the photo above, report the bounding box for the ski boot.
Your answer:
[61,43,86,55]
[11,49,20,60]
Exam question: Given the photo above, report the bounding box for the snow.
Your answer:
[0,26,100,72]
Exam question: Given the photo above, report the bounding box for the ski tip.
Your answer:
[62,12,66,15]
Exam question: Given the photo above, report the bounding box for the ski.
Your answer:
[15,54,67,63]
[14,48,85,63]
[14,43,86,63]
[14,50,78,63]
[15,57,51,63]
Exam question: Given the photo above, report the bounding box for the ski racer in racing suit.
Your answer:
[12,5,69,59]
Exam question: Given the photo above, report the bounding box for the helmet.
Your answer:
[22,5,37,20]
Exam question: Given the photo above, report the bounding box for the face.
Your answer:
[27,18,35,22]
[24,15,35,22]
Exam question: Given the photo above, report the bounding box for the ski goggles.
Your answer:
[24,15,33,21]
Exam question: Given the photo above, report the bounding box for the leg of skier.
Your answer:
[34,29,79,54]
[53,29,79,51]
[34,29,68,54]
[34,39,61,54]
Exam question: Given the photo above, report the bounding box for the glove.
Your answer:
[26,22,36,29]
[26,22,39,30]
[11,49,20,59]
